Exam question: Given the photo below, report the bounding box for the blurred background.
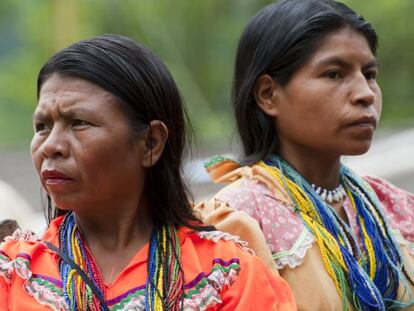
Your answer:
[0,0,413,232]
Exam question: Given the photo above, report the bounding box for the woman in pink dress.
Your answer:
[195,0,414,309]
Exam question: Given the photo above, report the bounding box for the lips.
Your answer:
[41,169,74,185]
[347,115,377,129]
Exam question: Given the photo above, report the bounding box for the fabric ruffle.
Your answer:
[273,229,315,269]
[4,229,40,243]
[197,230,255,255]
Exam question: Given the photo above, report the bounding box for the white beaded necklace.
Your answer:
[311,183,346,203]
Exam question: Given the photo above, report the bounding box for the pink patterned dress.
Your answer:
[195,160,414,310]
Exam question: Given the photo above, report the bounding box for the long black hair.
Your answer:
[38,34,200,229]
[233,0,378,164]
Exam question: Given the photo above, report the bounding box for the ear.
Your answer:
[254,74,280,117]
[141,120,169,168]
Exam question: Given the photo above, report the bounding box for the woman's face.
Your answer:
[272,27,382,157]
[31,74,145,211]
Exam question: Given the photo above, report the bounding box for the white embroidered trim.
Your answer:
[4,229,40,242]
[0,254,68,310]
[0,254,12,283]
[197,231,255,255]
[25,280,68,311]
[183,266,238,311]
[273,228,315,269]
[115,266,238,311]
[1,251,240,311]
[113,295,146,311]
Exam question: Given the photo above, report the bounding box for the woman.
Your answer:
[195,0,414,310]
[0,35,296,310]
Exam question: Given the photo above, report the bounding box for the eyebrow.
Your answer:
[316,56,379,70]
[32,107,97,121]
[60,107,96,118]
[32,111,48,121]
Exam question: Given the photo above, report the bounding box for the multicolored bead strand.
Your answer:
[260,155,410,310]
[58,213,185,310]
[58,213,107,310]
[145,224,184,311]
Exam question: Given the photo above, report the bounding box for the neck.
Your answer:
[278,142,341,189]
[74,197,153,252]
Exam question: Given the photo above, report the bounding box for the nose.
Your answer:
[350,74,376,106]
[40,125,69,159]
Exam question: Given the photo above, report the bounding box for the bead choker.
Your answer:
[311,183,346,203]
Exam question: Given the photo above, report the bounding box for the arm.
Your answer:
[279,244,343,310]
[364,175,414,243]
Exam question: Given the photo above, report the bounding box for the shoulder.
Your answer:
[0,217,61,285]
[203,155,293,216]
[0,229,43,260]
[363,175,414,243]
[180,228,266,285]
[363,175,414,204]
[182,228,255,263]
[1,215,61,258]
[205,155,291,203]
[199,156,316,268]
[0,229,45,296]
[179,227,297,310]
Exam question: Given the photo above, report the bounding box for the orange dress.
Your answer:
[0,216,296,310]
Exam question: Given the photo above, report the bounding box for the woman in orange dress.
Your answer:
[0,35,296,310]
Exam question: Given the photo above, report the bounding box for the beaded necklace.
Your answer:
[261,155,407,311]
[311,183,346,203]
[58,212,184,310]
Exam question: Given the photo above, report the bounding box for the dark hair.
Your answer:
[233,0,378,163]
[38,34,200,229]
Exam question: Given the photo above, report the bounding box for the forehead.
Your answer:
[36,74,119,114]
[306,28,375,67]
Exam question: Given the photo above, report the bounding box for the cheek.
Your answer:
[78,140,138,182]
[30,137,43,173]
[376,93,383,117]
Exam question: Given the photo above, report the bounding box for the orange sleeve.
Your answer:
[0,276,9,311]
[219,256,297,310]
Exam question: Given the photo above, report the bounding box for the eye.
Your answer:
[323,70,343,80]
[34,122,50,133]
[72,119,90,128]
[364,70,378,80]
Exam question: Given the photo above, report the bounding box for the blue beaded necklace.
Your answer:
[58,212,185,310]
[263,155,411,310]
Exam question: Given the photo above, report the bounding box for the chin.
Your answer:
[48,195,77,211]
[343,141,373,156]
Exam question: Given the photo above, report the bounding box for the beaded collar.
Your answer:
[260,155,411,310]
[311,183,346,203]
[58,213,184,310]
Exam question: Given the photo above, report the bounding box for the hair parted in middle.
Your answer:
[37,34,201,229]
[233,0,378,164]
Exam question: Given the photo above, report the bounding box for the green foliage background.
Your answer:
[0,0,413,149]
